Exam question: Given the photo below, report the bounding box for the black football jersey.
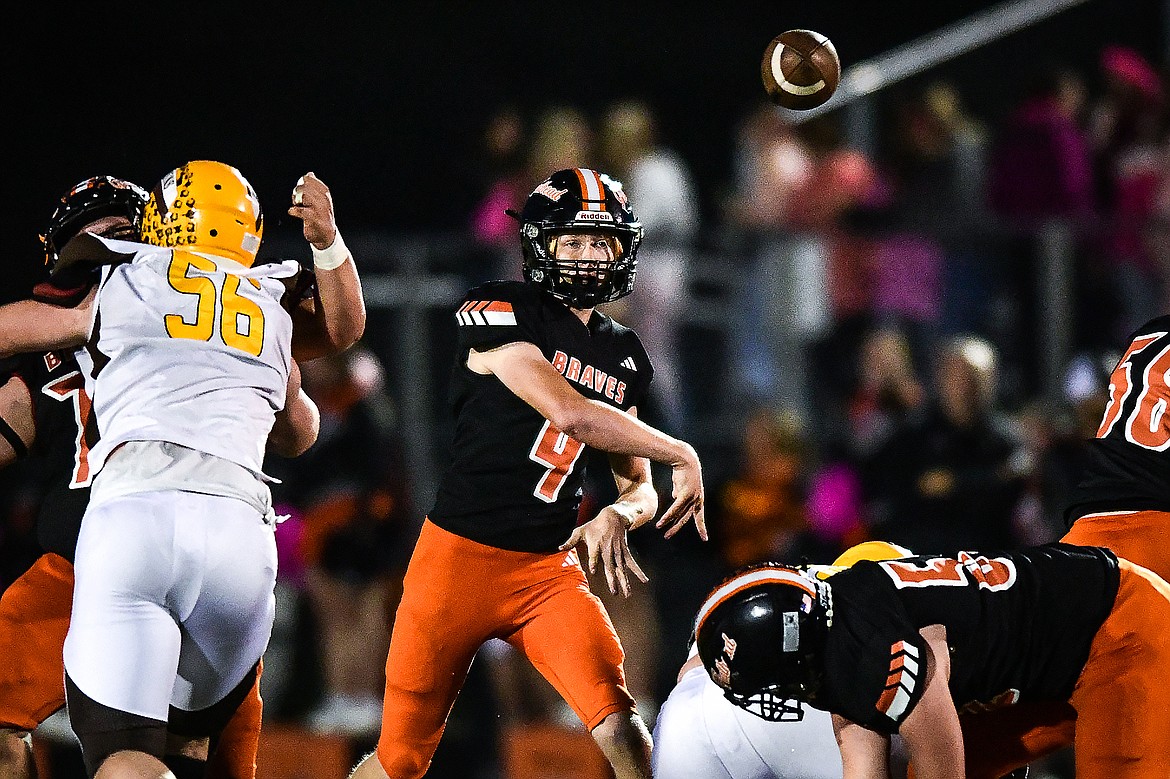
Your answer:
[1065,316,1170,523]
[429,281,653,553]
[815,543,1118,734]
[6,349,97,562]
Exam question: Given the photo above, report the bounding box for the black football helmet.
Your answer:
[512,167,642,308]
[42,176,149,271]
[694,564,833,722]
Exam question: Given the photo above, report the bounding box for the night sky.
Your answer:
[6,1,1164,298]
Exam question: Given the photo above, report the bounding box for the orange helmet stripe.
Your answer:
[694,566,816,635]
[573,168,608,212]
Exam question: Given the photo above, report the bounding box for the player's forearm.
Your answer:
[558,398,694,468]
[293,172,363,352]
[268,361,320,457]
[833,716,891,779]
[0,377,34,468]
[0,299,88,359]
[311,257,366,352]
[268,388,320,457]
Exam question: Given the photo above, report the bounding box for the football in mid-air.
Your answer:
[761,29,840,110]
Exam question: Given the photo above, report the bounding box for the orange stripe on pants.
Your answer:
[0,553,73,732]
[376,520,634,779]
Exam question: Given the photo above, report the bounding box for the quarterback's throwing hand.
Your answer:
[656,445,706,541]
[288,172,338,250]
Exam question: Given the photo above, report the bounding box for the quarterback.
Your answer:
[350,167,706,779]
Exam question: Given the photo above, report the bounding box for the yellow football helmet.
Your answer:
[809,540,914,580]
[831,540,913,568]
[140,160,263,266]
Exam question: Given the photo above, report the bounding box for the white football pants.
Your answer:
[63,490,277,720]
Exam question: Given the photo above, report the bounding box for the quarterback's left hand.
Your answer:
[559,506,649,597]
[289,172,338,250]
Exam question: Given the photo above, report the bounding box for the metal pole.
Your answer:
[781,0,1092,124]
[843,96,877,157]
[390,239,444,519]
[1037,220,1076,405]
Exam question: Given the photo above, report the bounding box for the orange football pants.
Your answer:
[206,658,264,779]
[956,558,1170,779]
[0,552,264,779]
[0,553,72,732]
[1061,509,1170,584]
[956,513,1170,778]
[376,519,634,779]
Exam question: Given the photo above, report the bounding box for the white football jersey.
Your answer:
[652,659,843,779]
[84,237,297,477]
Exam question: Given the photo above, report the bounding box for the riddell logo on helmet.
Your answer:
[535,182,568,201]
[574,211,614,222]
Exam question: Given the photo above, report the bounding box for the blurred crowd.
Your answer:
[3,43,1169,779]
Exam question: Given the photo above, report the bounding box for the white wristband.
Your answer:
[612,500,642,530]
[311,231,349,271]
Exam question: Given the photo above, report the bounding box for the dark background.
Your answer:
[2,7,1166,776]
[5,0,1164,297]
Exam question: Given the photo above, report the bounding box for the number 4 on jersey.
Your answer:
[529,420,585,503]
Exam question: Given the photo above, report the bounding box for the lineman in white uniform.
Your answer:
[652,542,912,779]
[0,160,362,779]
[653,645,842,779]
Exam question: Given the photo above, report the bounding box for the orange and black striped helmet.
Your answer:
[694,564,832,722]
[512,167,642,308]
[42,176,148,272]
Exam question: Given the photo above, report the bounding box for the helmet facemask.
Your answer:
[530,229,635,308]
[723,687,809,722]
[515,168,642,309]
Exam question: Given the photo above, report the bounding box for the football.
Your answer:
[761,29,840,110]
